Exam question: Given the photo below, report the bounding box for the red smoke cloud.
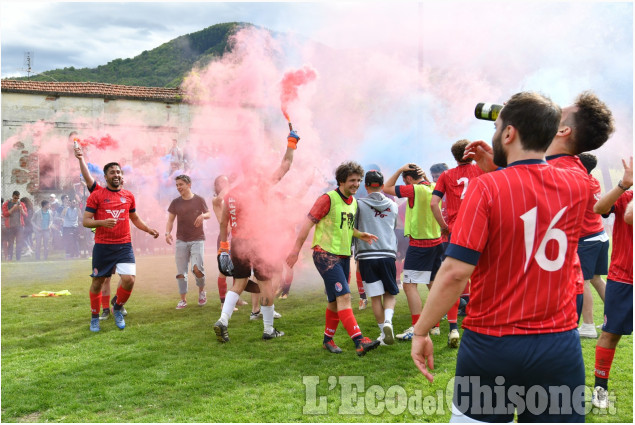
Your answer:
[280,66,318,122]
[81,134,120,150]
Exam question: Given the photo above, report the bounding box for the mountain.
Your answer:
[14,22,246,88]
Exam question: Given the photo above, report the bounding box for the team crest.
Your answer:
[93,268,98,275]
[335,282,343,292]
[120,197,126,203]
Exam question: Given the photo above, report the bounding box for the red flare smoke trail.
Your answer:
[280,66,317,123]
[81,134,120,150]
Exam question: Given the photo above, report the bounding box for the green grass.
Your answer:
[1,255,632,422]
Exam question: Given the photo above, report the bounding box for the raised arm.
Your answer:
[74,146,96,188]
[594,157,633,215]
[271,131,300,184]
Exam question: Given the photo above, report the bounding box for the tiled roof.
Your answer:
[1,80,183,103]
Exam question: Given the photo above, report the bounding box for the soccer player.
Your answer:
[412,92,589,422]
[165,174,211,309]
[383,164,445,342]
[286,161,381,356]
[83,162,159,332]
[354,170,399,345]
[429,140,485,346]
[591,156,632,409]
[74,142,127,320]
[213,130,299,342]
[576,152,609,338]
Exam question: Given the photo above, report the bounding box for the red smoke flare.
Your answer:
[280,66,317,122]
[81,134,120,150]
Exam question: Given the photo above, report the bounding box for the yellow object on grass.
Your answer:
[29,290,72,297]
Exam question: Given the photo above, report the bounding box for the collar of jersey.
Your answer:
[545,153,572,161]
[106,187,122,192]
[507,159,548,167]
[335,188,354,205]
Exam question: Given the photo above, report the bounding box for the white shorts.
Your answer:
[116,263,136,276]
[402,269,432,284]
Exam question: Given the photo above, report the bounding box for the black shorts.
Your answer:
[358,258,399,297]
[230,238,280,281]
[91,242,135,278]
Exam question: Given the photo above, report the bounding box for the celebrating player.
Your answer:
[412,92,589,422]
[166,174,211,309]
[354,170,399,345]
[286,161,381,356]
[591,157,633,409]
[83,162,159,332]
[213,130,299,342]
[383,164,446,342]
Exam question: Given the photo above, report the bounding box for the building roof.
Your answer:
[1,80,183,103]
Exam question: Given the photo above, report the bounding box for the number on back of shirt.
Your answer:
[520,206,568,272]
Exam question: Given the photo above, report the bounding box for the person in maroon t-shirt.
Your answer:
[166,174,211,309]
[83,162,159,332]
[591,157,633,409]
[412,92,588,422]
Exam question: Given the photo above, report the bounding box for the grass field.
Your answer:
[1,253,632,422]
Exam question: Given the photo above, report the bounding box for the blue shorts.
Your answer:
[577,232,609,280]
[91,243,135,278]
[230,238,279,281]
[358,258,399,297]
[576,293,583,324]
[602,279,633,335]
[313,251,350,303]
[403,244,444,284]
[453,328,585,422]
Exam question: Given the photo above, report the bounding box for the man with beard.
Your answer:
[83,162,159,332]
[412,92,589,422]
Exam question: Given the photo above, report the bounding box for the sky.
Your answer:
[1,1,633,179]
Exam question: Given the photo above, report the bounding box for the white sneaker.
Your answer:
[430,326,441,336]
[198,291,207,306]
[377,334,388,346]
[396,326,414,341]
[273,310,282,319]
[383,322,394,345]
[578,323,598,338]
[448,329,460,348]
[176,300,187,309]
[592,386,609,409]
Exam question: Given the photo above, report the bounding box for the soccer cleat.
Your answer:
[99,309,111,321]
[323,339,343,353]
[377,335,388,346]
[90,318,100,332]
[396,326,414,341]
[263,328,285,340]
[213,320,230,343]
[356,337,381,356]
[383,322,395,345]
[578,323,598,339]
[430,326,441,336]
[121,306,127,316]
[358,298,368,310]
[176,300,187,309]
[198,291,207,306]
[273,310,282,319]
[448,329,460,348]
[113,310,125,330]
[592,386,609,409]
[250,310,261,320]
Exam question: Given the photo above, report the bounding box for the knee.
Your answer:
[193,265,204,278]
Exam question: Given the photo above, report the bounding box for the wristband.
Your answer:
[218,241,230,254]
[617,180,631,191]
[165,233,170,236]
[287,139,298,150]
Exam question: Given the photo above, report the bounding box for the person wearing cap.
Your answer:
[354,170,400,345]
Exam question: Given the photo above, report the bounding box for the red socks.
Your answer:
[100,292,110,309]
[447,298,460,324]
[218,276,227,302]
[90,292,101,316]
[338,308,362,339]
[115,286,132,306]
[324,308,339,338]
[356,270,365,296]
[411,314,420,326]
[595,346,616,379]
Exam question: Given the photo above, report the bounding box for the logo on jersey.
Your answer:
[334,282,343,292]
[339,212,354,229]
[93,268,98,275]
[106,209,126,220]
[374,207,391,218]
[120,197,126,203]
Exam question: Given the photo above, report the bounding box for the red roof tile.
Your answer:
[1,80,183,103]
